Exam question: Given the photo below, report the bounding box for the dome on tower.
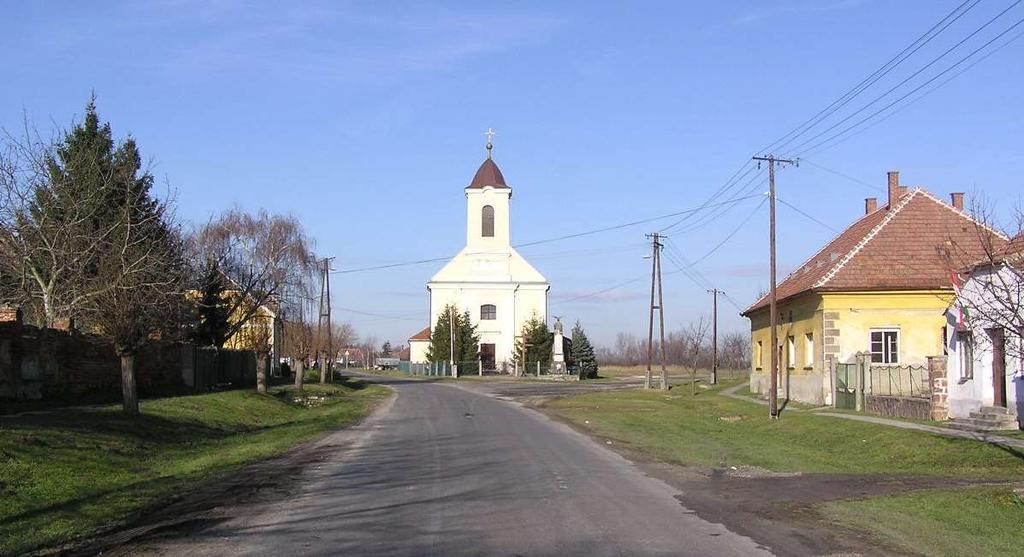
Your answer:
[468,158,509,189]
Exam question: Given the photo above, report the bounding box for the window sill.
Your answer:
[958,377,972,385]
[803,366,814,371]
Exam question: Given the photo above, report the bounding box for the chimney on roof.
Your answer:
[887,170,900,208]
[950,192,965,211]
[865,197,878,214]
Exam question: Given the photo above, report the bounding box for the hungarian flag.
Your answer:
[950,269,969,330]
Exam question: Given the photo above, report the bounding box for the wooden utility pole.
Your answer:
[753,155,797,419]
[707,288,721,385]
[317,257,335,384]
[645,233,669,390]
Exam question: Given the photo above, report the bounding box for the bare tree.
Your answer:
[86,166,186,414]
[949,201,1023,363]
[0,125,123,325]
[192,208,316,393]
[683,316,711,396]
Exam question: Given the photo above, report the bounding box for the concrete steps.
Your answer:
[948,406,1020,431]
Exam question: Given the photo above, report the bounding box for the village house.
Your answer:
[943,235,1023,429]
[742,170,1004,405]
[408,141,549,369]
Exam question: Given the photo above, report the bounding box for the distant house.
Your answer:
[408,327,431,363]
[189,274,283,375]
[943,235,1023,428]
[741,171,1004,405]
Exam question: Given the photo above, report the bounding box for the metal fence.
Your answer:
[397,360,579,378]
[868,364,930,399]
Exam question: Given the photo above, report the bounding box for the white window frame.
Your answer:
[959,330,974,381]
[786,335,796,369]
[870,328,900,364]
[755,340,763,370]
[804,332,814,370]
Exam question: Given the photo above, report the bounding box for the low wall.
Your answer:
[1,318,255,401]
[865,395,931,421]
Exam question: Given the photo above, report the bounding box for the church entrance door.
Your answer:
[480,343,496,372]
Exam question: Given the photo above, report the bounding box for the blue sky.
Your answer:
[2,0,1022,347]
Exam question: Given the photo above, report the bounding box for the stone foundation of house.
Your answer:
[749,372,826,405]
[865,395,931,421]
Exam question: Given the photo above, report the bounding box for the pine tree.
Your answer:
[193,261,231,348]
[381,341,393,357]
[571,320,599,379]
[514,313,552,368]
[425,304,479,363]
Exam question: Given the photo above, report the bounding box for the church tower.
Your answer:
[412,134,550,369]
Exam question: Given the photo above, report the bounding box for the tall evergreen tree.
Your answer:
[380,340,393,357]
[426,304,480,363]
[570,320,599,379]
[193,261,231,348]
[514,313,552,367]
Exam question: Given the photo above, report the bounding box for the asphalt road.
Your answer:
[120,376,772,556]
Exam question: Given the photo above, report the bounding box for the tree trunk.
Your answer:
[120,353,139,415]
[294,358,304,390]
[319,355,327,384]
[257,353,268,394]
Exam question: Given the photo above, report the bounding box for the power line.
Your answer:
[334,192,764,274]
[800,158,885,193]
[688,196,768,266]
[777,197,839,232]
[802,23,1024,158]
[787,2,1024,156]
[764,0,983,156]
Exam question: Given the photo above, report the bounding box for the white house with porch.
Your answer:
[944,236,1024,430]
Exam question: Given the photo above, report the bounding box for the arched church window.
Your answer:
[482,205,494,237]
[480,304,496,320]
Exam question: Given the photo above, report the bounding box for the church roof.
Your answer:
[468,158,509,189]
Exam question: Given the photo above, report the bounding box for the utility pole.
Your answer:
[645,232,669,390]
[448,308,456,377]
[753,155,797,419]
[707,288,721,385]
[317,256,335,384]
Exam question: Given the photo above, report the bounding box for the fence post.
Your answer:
[855,353,864,412]
[828,355,837,408]
[478,357,482,376]
[536,362,540,377]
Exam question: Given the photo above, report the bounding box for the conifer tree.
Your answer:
[426,304,480,363]
[380,340,392,357]
[193,261,231,348]
[570,320,599,379]
[514,313,552,367]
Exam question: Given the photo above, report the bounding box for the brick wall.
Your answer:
[0,318,186,401]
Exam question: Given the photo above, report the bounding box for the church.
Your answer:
[408,138,549,370]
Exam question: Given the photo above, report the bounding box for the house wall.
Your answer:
[748,290,952,405]
[748,293,825,404]
[409,339,430,364]
[945,265,1023,425]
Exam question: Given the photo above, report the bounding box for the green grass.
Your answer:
[544,379,1024,477]
[0,381,389,556]
[822,487,1024,556]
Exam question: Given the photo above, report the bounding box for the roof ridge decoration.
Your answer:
[812,188,921,288]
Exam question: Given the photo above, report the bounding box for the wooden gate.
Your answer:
[835,363,858,410]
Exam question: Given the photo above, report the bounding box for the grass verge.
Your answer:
[822,487,1024,556]
[0,380,389,556]
[543,379,1024,477]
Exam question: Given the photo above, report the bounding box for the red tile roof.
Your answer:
[743,188,1007,315]
[469,158,508,189]
[409,326,431,341]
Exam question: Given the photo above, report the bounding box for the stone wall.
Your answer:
[865,395,931,421]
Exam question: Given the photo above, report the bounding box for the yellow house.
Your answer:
[188,285,283,374]
[742,171,1003,404]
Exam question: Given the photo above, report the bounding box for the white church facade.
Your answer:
[408,145,549,369]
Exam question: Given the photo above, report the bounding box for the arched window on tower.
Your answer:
[481,205,494,237]
[480,304,496,320]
